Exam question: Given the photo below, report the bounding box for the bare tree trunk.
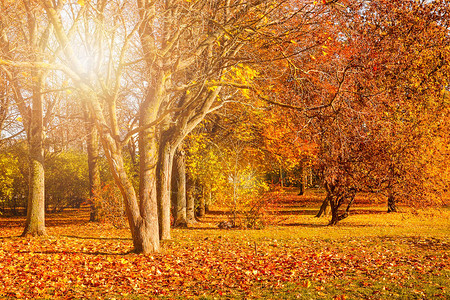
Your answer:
[157,138,174,240]
[328,188,356,225]
[315,195,330,217]
[387,167,398,213]
[85,108,101,222]
[186,174,196,226]
[329,203,339,225]
[22,73,46,236]
[298,160,305,195]
[198,185,206,218]
[279,165,284,188]
[173,149,187,227]
[387,190,397,213]
[136,95,161,252]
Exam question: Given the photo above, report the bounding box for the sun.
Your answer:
[73,40,101,76]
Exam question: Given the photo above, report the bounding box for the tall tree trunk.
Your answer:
[186,174,196,226]
[173,149,187,227]
[136,96,161,252]
[85,90,160,254]
[198,188,206,218]
[315,195,330,217]
[85,110,101,222]
[157,138,175,240]
[22,73,45,236]
[328,188,356,225]
[387,190,397,213]
[298,160,305,195]
[95,109,160,254]
[279,165,284,188]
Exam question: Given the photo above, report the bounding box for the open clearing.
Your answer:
[1,189,449,299]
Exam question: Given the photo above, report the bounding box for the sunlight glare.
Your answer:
[76,46,99,75]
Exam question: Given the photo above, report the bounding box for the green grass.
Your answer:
[171,207,450,242]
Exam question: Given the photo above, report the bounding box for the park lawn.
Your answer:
[0,190,449,299]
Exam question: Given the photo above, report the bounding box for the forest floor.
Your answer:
[0,188,449,299]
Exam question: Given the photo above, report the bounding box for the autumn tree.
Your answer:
[352,0,450,211]
[135,0,308,240]
[0,1,63,235]
[264,0,450,223]
[171,148,189,227]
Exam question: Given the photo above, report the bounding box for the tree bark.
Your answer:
[298,182,304,195]
[186,174,196,226]
[85,110,101,222]
[315,195,330,217]
[98,117,160,253]
[387,191,397,213]
[136,92,161,252]
[173,149,187,227]
[157,137,175,240]
[22,73,46,236]
[328,188,356,225]
[198,185,206,218]
[298,160,306,195]
[279,165,284,188]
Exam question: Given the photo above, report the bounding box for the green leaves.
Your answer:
[0,153,23,205]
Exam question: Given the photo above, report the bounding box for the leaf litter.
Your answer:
[0,197,449,299]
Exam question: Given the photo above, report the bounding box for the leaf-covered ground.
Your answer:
[1,189,449,299]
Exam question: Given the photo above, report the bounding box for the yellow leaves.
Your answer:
[232,63,259,82]
[224,64,258,84]
[218,63,259,99]
[77,0,85,6]
[207,83,218,92]
[303,279,312,288]
[310,54,316,60]
[241,89,251,99]
[120,258,129,265]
